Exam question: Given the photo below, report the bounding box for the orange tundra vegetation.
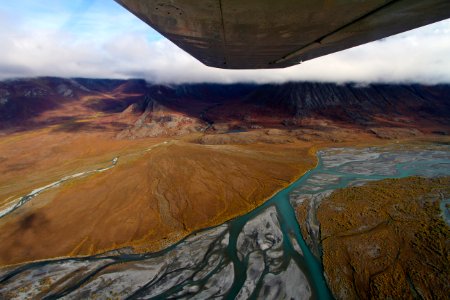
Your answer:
[318,176,450,300]
[0,129,320,266]
[0,124,447,266]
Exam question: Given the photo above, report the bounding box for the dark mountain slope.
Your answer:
[0,78,448,137]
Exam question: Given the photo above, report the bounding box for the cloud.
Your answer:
[0,2,449,84]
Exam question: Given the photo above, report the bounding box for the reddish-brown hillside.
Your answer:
[1,78,449,138]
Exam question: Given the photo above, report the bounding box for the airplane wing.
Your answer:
[115,0,450,69]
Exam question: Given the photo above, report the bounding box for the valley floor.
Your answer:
[0,124,448,267]
[0,128,316,266]
[1,137,449,300]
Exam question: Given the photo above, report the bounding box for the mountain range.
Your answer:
[1,77,449,139]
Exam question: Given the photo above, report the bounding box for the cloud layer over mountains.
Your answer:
[0,0,450,84]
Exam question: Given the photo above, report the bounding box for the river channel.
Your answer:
[0,144,449,299]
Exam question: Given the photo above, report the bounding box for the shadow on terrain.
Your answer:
[51,119,129,133]
[19,213,49,230]
[1,78,449,135]
[4,162,36,173]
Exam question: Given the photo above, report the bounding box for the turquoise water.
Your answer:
[222,163,333,299]
[1,145,449,299]
[440,199,450,226]
[221,145,450,299]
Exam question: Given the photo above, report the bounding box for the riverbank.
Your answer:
[1,142,449,299]
[0,129,319,266]
[0,128,448,267]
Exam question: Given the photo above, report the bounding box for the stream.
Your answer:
[0,144,449,299]
[0,157,119,219]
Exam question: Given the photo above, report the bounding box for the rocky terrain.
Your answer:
[318,176,450,300]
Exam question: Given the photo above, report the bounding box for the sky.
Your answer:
[0,0,450,84]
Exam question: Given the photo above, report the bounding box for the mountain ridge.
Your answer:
[0,77,448,138]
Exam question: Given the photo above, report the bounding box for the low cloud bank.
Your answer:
[1,7,449,84]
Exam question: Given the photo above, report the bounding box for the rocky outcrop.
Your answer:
[117,97,208,138]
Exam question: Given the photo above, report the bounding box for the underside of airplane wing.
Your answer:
[115,0,450,69]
